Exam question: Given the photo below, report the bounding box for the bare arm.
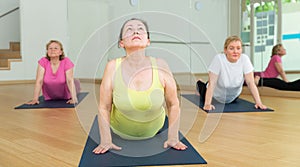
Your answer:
[157,58,187,150]
[27,64,45,105]
[203,72,218,110]
[244,72,267,109]
[65,68,78,104]
[275,62,288,82]
[93,60,121,154]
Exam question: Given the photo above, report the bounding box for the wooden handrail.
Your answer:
[0,7,19,19]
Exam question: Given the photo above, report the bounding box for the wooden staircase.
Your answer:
[0,42,22,70]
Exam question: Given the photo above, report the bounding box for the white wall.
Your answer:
[71,0,229,80]
[67,0,112,80]
[0,0,228,82]
[282,3,300,71]
[0,0,20,49]
[0,0,68,81]
[0,0,18,14]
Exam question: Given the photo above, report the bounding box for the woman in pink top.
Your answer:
[27,40,80,105]
[255,44,300,91]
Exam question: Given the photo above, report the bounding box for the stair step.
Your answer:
[0,51,21,59]
[0,42,21,70]
[10,42,20,51]
[0,59,9,68]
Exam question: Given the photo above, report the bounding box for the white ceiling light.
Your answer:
[130,0,138,6]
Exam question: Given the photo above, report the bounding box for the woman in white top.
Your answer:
[196,35,267,111]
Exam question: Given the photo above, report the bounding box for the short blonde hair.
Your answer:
[223,35,243,49]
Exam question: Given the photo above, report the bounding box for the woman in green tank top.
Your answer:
[93,18,187,154]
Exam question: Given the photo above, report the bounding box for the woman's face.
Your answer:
[278,46,286,56]
[47,42,62,59]
[224,40,242,63]
[119,20,149,49]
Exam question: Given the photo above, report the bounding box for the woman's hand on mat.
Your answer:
[93,143,122,154]
[203,104,215,111]
[66,98,78,104]
[164,140,188,150]
[255,103,267,110]
[26,99,39,105]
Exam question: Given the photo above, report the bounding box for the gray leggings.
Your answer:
[196,80,239,103]
[258,78,300,91]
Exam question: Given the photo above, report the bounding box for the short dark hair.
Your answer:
[118,18,150,47]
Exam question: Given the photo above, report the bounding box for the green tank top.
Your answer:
[110,57,165,140]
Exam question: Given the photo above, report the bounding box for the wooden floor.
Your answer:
[1,82,300,167]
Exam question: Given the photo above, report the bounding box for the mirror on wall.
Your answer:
[241,0,278,72]
[281,0,300,72]
[241,0,300,74]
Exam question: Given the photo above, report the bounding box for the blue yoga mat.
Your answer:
[79,116,207,167]
[14,92,88,109]
[181,94,274,113]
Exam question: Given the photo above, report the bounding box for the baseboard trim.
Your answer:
[0,78,103,85]
[0,80,35,85]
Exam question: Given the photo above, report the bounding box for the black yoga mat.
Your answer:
[182,94,274,113]
[14,92,88,109]
[78,116,207,167]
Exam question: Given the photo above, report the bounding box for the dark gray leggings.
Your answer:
[258,78,300,91]
[196,80,207,102]
[196,80,239,103]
